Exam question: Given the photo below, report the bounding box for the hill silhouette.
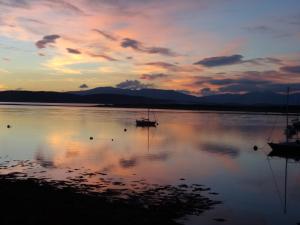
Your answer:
[0,88,299,107]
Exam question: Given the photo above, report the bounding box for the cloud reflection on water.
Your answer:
[1,106,300,225]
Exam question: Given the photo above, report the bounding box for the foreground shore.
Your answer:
[0,165,221,225]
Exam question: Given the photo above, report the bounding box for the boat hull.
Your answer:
[268,149,300,161]
[268,142,300,151]
[136,120,157,127]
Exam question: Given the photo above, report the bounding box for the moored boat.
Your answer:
[268,141,300,151]
[268,87,300,151]
[136,119,157,127]
[136,108,158,127]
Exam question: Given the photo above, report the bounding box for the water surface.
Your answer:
[0,105,299,225]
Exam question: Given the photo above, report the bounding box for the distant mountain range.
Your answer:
[71,87,300,105]
[0,87,299,106]
[69,87,199,103]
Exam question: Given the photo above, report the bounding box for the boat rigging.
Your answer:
[268,87,300,151]
[136,108,158,127]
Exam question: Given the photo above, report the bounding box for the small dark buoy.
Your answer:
[7,125,11,128]
[124,128,127,132]
[90,136,94,140]
[253,145,258,151]
[214,218,226,222]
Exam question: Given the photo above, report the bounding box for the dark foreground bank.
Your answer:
[0,172,221,225]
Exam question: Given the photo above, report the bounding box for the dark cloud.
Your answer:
[244,25,291,38]
[0,0,29,8]
[192,76,273,94]
[204,77,298,94]
[239,70,281,80]
[145,61,176,69]
[209,78,270,86]
[287,13,300,26]
[0,0,87,16]
[88,52,118,61]
[35,34,60,49]
[66,48,81,54]
[218,81,270,93]
[18,17,45,24]
[208,78,235,85]
[0,0,86,15]
[121,38,177,56]
[79,84,89,89]
[189,69,300,94]
[146,47,177,56]
[116,80,153,90]
[194,54,283,67]
[48,0,86,15]
[265,83,300,93]
[93,29,118,41]
[245,57,283,66]
[140,73,169,80]
[245,25,271,33]
[121,38,146,50]
[218,82,300,93]
[280,65,300,74]
[194,54,243,67]
[145,61,201,72]
[87,0,217,18]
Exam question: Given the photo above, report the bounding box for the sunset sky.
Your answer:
[0,0,299,95]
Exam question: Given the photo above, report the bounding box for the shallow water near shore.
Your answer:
[0,105,299,225]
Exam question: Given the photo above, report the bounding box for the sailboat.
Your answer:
[136,108,158,127]
[268,87,300,151]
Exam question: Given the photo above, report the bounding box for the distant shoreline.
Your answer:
[0,101,299,114]
[0,102,98,107]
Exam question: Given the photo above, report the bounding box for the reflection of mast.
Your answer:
[268,151,292,214]
[284,158,288,214]
[147,126,149,152]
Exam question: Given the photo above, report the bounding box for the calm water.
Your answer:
[0,105,299,225]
